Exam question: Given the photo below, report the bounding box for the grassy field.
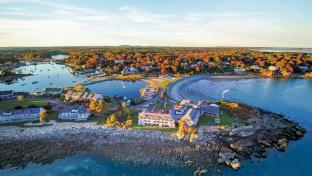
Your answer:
[0,100,48,110]
[159,78,174,90]
[197,113,234,127]
[132,125,178,133]
[114,74,143,80]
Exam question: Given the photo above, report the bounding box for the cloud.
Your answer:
[0,1,311,47]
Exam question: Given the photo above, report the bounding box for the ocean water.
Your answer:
[257,49,312,53]
[0,154,193,176]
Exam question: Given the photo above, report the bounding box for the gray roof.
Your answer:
[59,105,89,114]
[0,90,14,96]
[200,105,220,116]
[44,88,63,92]
[188,108,201,122]
[1,108,42,116]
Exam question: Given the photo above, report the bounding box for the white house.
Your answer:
[0,108,44,124]
[234,67,246,73]
[0,90,14,100]
[58,107,91,121]
[268,66,278,71]
[250,65,260,70]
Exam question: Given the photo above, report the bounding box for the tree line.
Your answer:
[1,47,312,78]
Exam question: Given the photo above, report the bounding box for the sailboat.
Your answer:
[121,81,126,89]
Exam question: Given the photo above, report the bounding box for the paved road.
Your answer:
[133,87,165,111]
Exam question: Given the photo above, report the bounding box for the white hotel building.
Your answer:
[138,109,176,128]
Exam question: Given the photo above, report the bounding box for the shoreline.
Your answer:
[0,73,33,83]
[166,74,296,101]
[0,104,306,172]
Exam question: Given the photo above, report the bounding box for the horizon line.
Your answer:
[0,45,311,49]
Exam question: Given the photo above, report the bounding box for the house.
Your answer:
[250,65,260,70]
[234,67,246,73]
[0,90,14,100]
[0,108,44,124]
[222,61,231,66]
[138,109,176,128]
[122,67,139,74]
[65,90,74,100]
[0,90,27,100]
[64,90,102,102]
[89,93,102,101]
[268,66,278,71]
[58,106,91,121]
[114,59,125,64]
[73,92,83,100]
[81,92,89,100]
[44,88,63,95]
[171,100,222,126]
[298,65,309,72]
[13,91,29,97]
[142,87,158,100]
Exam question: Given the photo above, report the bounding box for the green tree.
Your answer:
[121,101,128,109]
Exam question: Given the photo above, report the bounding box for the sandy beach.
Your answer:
[167,74,260,101]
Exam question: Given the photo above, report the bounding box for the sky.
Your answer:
[0,0,311,47]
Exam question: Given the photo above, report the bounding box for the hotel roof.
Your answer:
[200,104,221,116]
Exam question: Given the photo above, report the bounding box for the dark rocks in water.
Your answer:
[258,139,273,148]
[0,137,91,169]
[277,138,288,152]
[194,168,208,176]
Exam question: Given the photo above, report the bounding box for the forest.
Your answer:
[0,47,312,78]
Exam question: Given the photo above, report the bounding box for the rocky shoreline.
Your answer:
[0,105,306,174]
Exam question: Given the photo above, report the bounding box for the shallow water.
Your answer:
[86,80,148,98]
[0,63,147,98]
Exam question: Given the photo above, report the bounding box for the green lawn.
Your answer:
[150,102,166,109]
[0,100,48,110]
[132,125,178,133]
[197,113,234,127]
[114,74,143,80]
[159,78,174,90]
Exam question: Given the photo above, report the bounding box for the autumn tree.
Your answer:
[74,83,84,92]
[89,100,104,113]
[305,72,312,78]
[175,120,198,142]
[40,110,47,123]
[106,114,118,128]
[17,95,24,102]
